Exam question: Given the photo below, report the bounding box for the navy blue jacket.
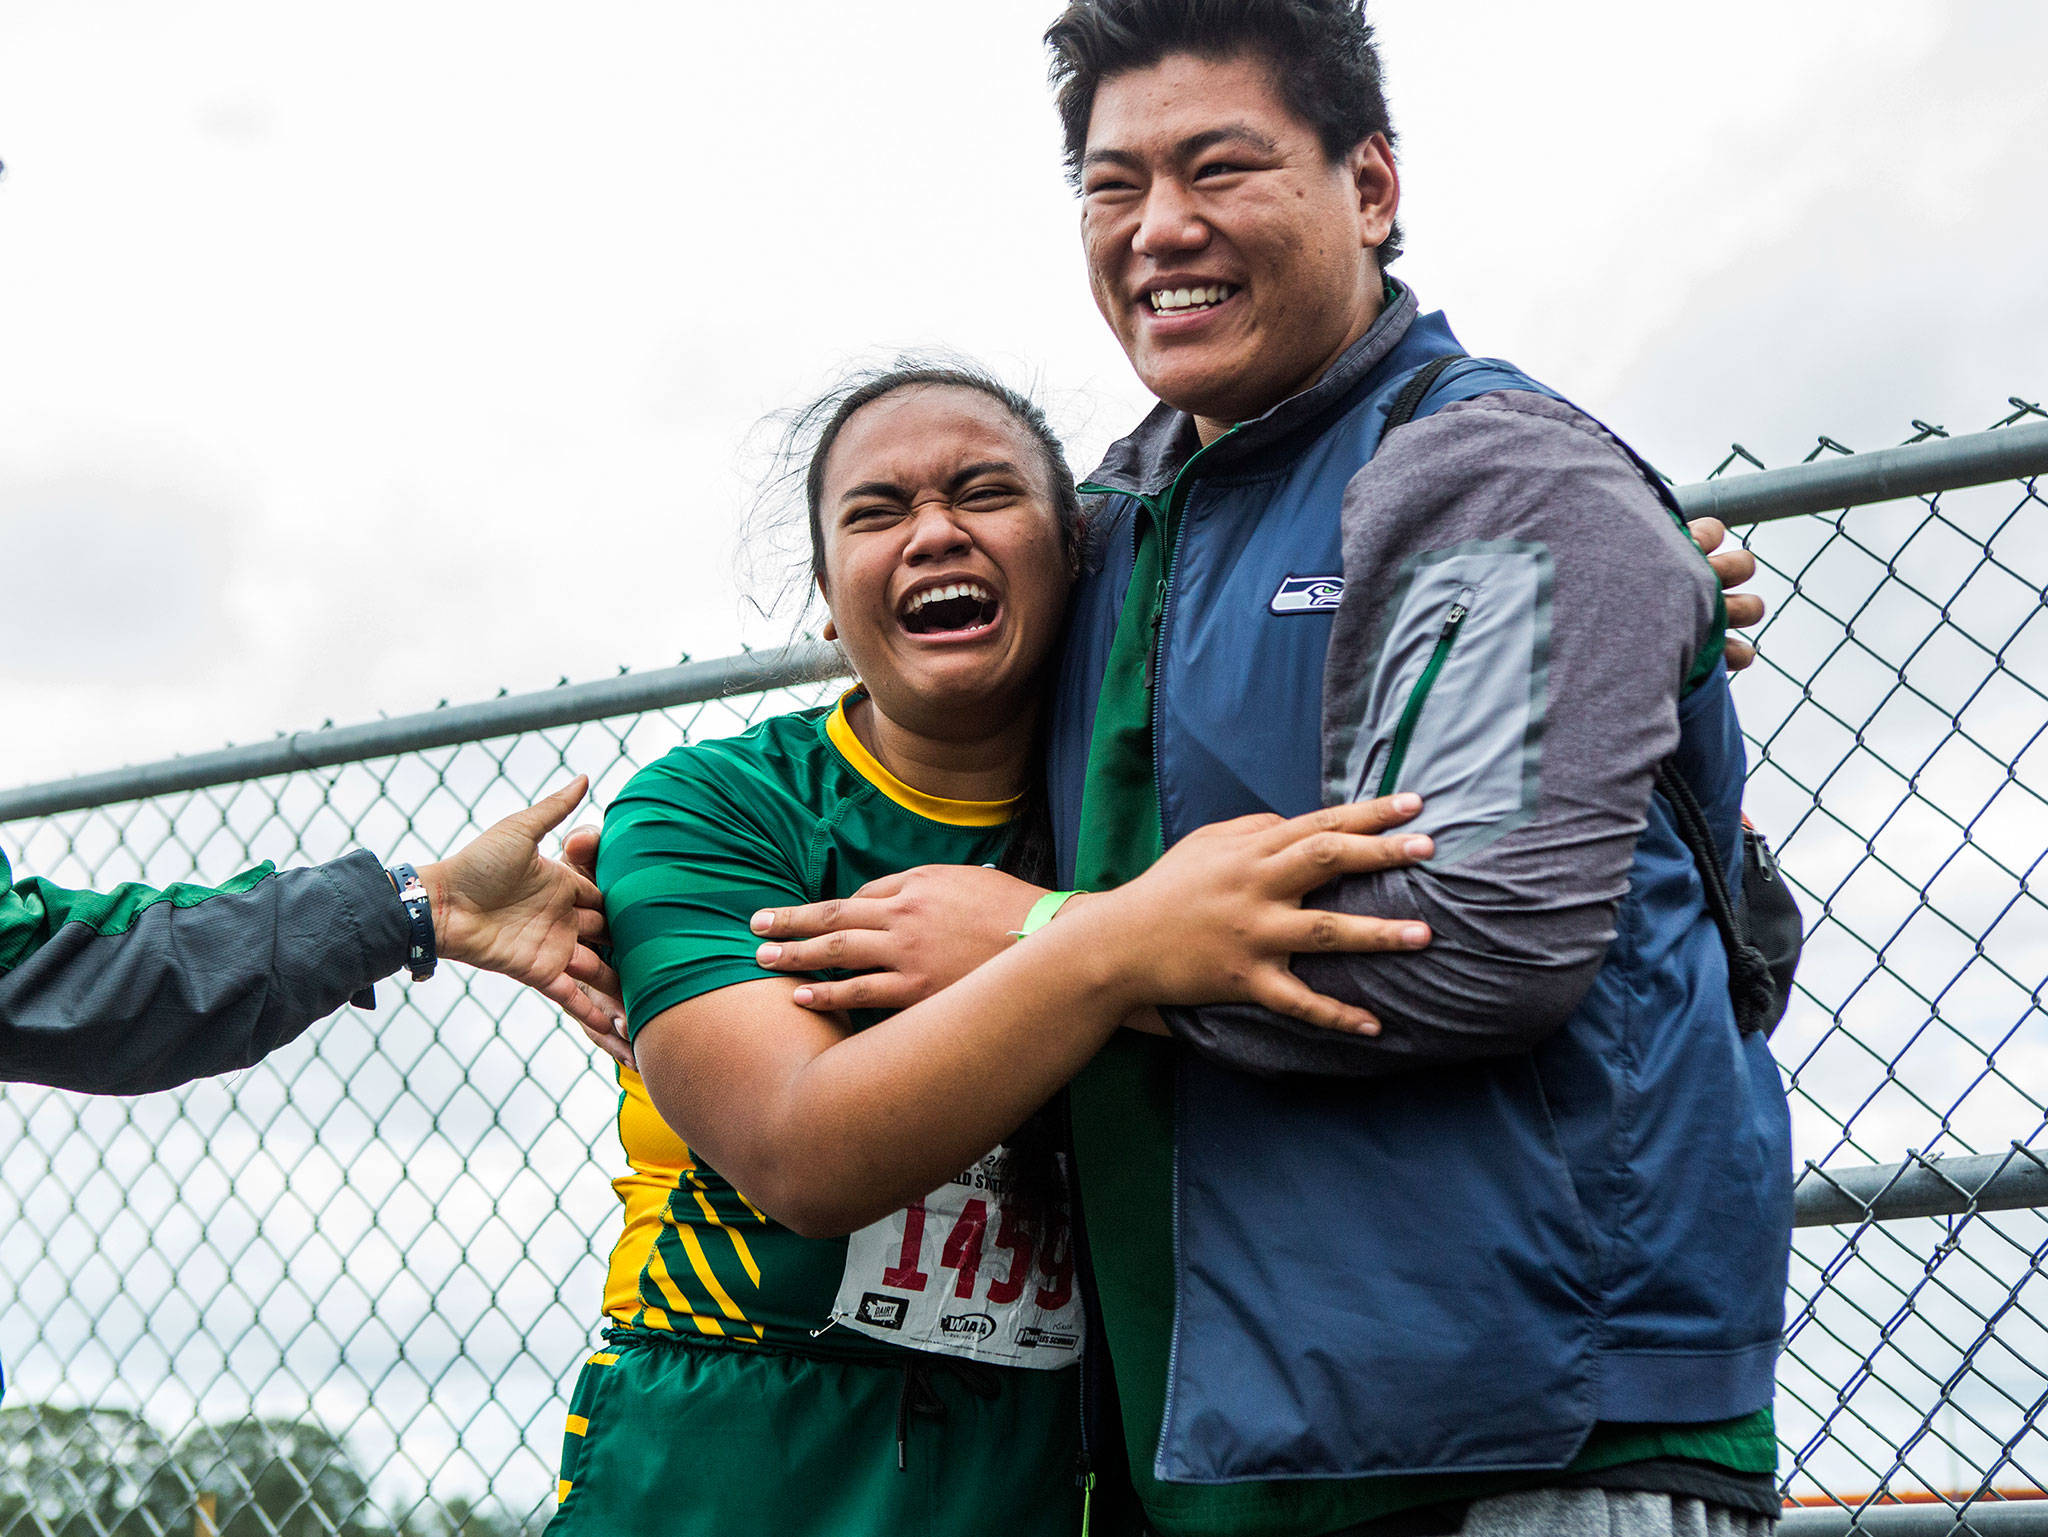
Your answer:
[1048,289,1794,1483]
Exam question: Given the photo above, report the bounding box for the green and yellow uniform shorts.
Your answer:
[548,1331,1082,1536]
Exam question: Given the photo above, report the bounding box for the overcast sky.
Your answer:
[5,7,2044,1513]
[2,1,2044,788]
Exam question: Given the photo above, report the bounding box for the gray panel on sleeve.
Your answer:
[1331,539,1552,865]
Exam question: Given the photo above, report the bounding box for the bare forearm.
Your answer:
[641,802,1418,1229]
[642,900,1141,1237]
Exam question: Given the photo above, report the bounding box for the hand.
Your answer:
[562,821,635,1070]
[1688,517,1765,672]
[415,778,629,1047]
[750,865,1045,1014]
[1090,793,1435,1035]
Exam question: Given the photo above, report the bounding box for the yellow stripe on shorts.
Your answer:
[588,1352,619,1365]
[559,1479,573,1503]
[565,1414,589,1437]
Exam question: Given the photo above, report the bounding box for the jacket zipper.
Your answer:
[1144,429,1235,1473]
[1376,588,1473,798]
[1141,580,1168,689]
[1077,430,1236,1487]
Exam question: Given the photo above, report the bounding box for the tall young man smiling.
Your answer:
[1041,4,1793,1534]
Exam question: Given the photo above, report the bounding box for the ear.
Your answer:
[1349,132,1400,253]
[816,575,838,643]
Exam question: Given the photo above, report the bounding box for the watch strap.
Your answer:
[388,862,437,982]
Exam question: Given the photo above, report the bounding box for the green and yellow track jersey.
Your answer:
[595,695,1020,1358]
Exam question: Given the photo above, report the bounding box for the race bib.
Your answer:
[827,1144,1084,1369]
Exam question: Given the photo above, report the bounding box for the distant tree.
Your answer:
[174,1417,385,1537]
[0,1402,535,1537]
[0,1403,190,1536]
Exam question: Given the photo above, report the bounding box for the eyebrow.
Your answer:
[1082,123,1281,172]
[837,461,1025,506]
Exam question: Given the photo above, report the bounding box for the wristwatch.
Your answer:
[387,862,438,982]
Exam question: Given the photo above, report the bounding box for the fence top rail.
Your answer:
[1792,1147,2048,1228]
[4,419,2044,823]
[1673,416,2048,527]
[0,642,849,823]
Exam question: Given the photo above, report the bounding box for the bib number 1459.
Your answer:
[830,1146,1084,1368]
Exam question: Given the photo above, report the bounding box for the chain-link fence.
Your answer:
[2,403,2045,1535]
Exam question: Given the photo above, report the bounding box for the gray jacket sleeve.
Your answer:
[0,850,411,1095]
[1163,392,1720,1077]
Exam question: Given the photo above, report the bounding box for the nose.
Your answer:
[902,498,973,564]
[1132,177,1209,260]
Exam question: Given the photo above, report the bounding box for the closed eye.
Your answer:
[959,484,1021,508]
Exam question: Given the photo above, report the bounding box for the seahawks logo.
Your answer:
[1270,575,1344,614]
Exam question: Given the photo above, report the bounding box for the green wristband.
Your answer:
[1012,890,1081,939]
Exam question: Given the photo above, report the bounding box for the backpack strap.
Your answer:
[1653,761,1781,1036]
[1382,353,1467,434]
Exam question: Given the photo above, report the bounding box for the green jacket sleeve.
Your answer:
[0,846,410,1095]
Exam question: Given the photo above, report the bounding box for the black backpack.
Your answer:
[1387,355,1804,1038]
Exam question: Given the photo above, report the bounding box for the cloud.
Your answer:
[0,464,248,683]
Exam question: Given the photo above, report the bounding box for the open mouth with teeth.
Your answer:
[899,580,1002,638]
[1148,282,1241,316]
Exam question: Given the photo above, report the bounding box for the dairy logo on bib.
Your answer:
[1271,575,1344,614]
[856,1293,906,1330]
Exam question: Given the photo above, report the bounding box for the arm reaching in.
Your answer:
[1,777,623,1094]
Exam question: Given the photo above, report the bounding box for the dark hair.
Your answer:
[776,358,1084,592]
[1045,0,1403,264]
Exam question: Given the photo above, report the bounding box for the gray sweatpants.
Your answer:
[1459,1489,1775,1537]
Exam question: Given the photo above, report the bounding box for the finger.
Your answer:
[1250,968,1381,1036]
[577,905,607,941]
[788,974,901,1014]
[1723,593,1765,631]
[561,950,622,1012]
[544,969,623,1036]
[1706,545,1755,590]
[1284,909,1432,955]
[1268,830,1434,891]
[750,897,893,939]
[1722,635,1757,673]
[1256,794,1423,851]
[579,1015,637,1069]
[504,775,590,842]
[755,931,895,973]
[1687,517,1728,558]
[563,946,616,984]
[849,871,911,899]
[561,824,601,880]
[1184,811,1287,846]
